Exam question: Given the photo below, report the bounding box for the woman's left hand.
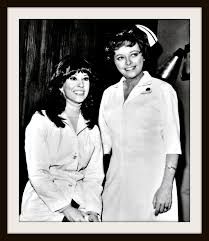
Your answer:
[86,211,100,222]
[152,184,172,216]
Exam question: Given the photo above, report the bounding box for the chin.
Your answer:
[76,96,87,103]
[124,74,138,79]
[125,71,142,79]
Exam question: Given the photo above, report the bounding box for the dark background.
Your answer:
[19,19,190,221]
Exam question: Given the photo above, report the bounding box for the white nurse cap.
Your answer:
[135,24,158,47]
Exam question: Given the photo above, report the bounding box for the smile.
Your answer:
[125,66,135,71]
[73,90,85,95]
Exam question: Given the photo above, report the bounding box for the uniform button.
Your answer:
[73,153,77,159]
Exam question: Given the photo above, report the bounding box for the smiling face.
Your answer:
[114,42,144,79]
[62,71,90,104]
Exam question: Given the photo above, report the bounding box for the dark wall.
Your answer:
[20,20,102,129]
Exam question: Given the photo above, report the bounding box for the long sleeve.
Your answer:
[161,84,182,154]
[76,126,104,215]
[98,90,112,154]
[25,113,70,212]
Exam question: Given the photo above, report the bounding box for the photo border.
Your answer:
[1,0,207,240]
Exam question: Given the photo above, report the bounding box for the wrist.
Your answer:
[167,164,177,173]
[59,204,71,213]
[160,181,173,189]
[61,204,75,214]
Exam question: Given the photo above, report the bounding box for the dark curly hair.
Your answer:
[105,25,152,71]
[42,55,98,129]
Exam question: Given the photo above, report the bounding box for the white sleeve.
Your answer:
[161,84,182,154]
[98,90,112,154]
[77,126,104,215]
[25,113,70,212]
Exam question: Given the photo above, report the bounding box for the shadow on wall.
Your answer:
[157,20,190,222]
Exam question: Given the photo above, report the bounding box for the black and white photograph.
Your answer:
[19,18,189,222]
[6,7,202,234]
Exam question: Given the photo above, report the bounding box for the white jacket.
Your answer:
[20,111,104,221]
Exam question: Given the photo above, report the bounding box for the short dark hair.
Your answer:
[105,25,150,60]
[105,25,151,71]
[42,55,98,129]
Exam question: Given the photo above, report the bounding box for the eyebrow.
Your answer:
[130,50,141,53]
[115,50,141,57]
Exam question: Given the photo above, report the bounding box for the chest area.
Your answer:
[104,87,163,131]
[46,126,94,168]
[123,83,136,101]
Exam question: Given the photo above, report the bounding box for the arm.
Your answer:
[153,84,181,215]
[25,114,70,213]
[153,154,179,215]
[60,205,87,222]
[98,91,112,155]
[77,126,104,220]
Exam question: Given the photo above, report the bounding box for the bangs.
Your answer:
[115,40,136,50]
[50,55,94,88]
[64,68,91,78]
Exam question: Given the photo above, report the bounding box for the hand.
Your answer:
[86,211,100,222]
[152,184,172,216]
[62,206,86,222]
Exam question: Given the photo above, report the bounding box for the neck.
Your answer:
[64,99,81,117]
[125,71,144,88]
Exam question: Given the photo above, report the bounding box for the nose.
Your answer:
[78,79,84,87]
[125,57,131,65]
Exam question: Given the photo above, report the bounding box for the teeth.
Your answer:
[74,91,84,95]
[126,67,135,71]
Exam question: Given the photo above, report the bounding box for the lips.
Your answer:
[73,90,85,95]
[125,66,135,71]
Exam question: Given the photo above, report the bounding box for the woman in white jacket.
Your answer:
[20,55,104,222]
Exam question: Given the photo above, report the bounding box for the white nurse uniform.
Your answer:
[99,71,181,221]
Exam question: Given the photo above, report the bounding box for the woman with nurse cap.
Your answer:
[99,24,181,221]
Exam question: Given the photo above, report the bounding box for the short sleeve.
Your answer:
[98,90,112,154]
[161,83,182,154]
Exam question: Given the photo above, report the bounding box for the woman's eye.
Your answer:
[83,77,89,81]
[116,56,124,61]
[131,52,139,57]
[70,76,77,81]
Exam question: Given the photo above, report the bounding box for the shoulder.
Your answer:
[29,110,48,124]
[103,82,119,94]
[101,82,120,104]
[26,111,51,133]
[151,77,177,98]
